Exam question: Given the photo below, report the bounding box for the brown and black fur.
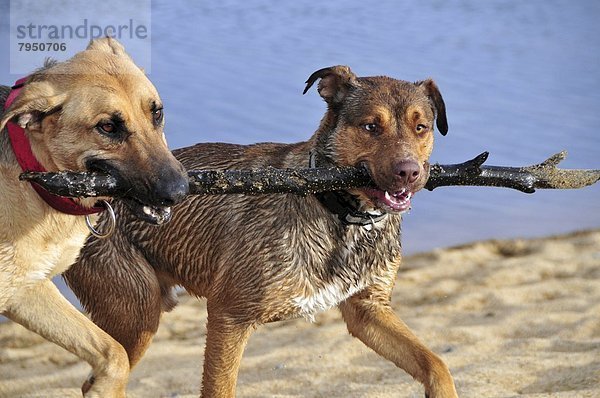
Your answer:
[65,66,458,397]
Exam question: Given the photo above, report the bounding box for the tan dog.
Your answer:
[66,65,458,397]
[0,38,189,397]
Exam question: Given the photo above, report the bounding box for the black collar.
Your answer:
[309,151,387,227]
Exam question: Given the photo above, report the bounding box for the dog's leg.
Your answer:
[5,279,129,398]
[201,308,254,398]
[64,244,164,369]
[339,288,458,398]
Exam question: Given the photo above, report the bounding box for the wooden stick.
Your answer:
[19,151,600,198]
[425,151,600,193]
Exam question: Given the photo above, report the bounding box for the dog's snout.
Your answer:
[394,160,421,185]
[155,164,189,206]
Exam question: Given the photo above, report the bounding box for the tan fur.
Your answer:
[0,38,188,397]
[66,66,458,397]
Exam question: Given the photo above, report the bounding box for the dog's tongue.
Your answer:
[364,188,412,212]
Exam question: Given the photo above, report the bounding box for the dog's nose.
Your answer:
[394,160,421,185]
[155,165,189,206]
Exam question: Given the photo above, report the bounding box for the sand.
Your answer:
[1,230,599,398]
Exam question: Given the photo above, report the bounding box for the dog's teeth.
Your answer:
[143,206,153,215]
[384,191,391,201]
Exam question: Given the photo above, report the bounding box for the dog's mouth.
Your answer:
[85,158,172,225]
[360,187,413,213]
[353,162,416,213]
[120,197,172,225]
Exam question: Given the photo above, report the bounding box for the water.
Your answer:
[0,1,599,307]
[140,0,600,252]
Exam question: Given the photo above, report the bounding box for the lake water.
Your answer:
[1,1,599,305]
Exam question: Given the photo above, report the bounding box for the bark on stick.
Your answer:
[19,151,600,198]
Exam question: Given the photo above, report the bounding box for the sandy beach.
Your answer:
[1,229,599,398]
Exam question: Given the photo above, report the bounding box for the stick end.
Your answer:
[19,172,35,181]
[544,151,567,167]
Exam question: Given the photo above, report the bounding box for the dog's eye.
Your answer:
[363,123,379,134]
[95,115,128,142]
[416,124,429,134]
[152,108,164,125]
[97,122,115,134]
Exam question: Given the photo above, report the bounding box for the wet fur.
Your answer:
[0,38,186,397]
[65,66,458,397]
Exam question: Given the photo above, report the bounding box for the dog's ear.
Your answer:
[87,37,145,73]
[0,81,66,133]
[303,65,358,104]
[86,37,126,56]
[416,79,448,136]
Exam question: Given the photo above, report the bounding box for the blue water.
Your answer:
[147,0,600,252]
[1,1,599,306]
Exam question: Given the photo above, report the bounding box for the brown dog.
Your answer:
[65,65,458,397]
[0,38,188,397]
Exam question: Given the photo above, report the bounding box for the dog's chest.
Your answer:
[292,280,367,321]
[1,183,91,283]
[288,220,399,321]
[18,218,89,281]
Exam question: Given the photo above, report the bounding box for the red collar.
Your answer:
[4,77,104,216]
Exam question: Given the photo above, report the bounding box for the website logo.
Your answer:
[9,0,151,74]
